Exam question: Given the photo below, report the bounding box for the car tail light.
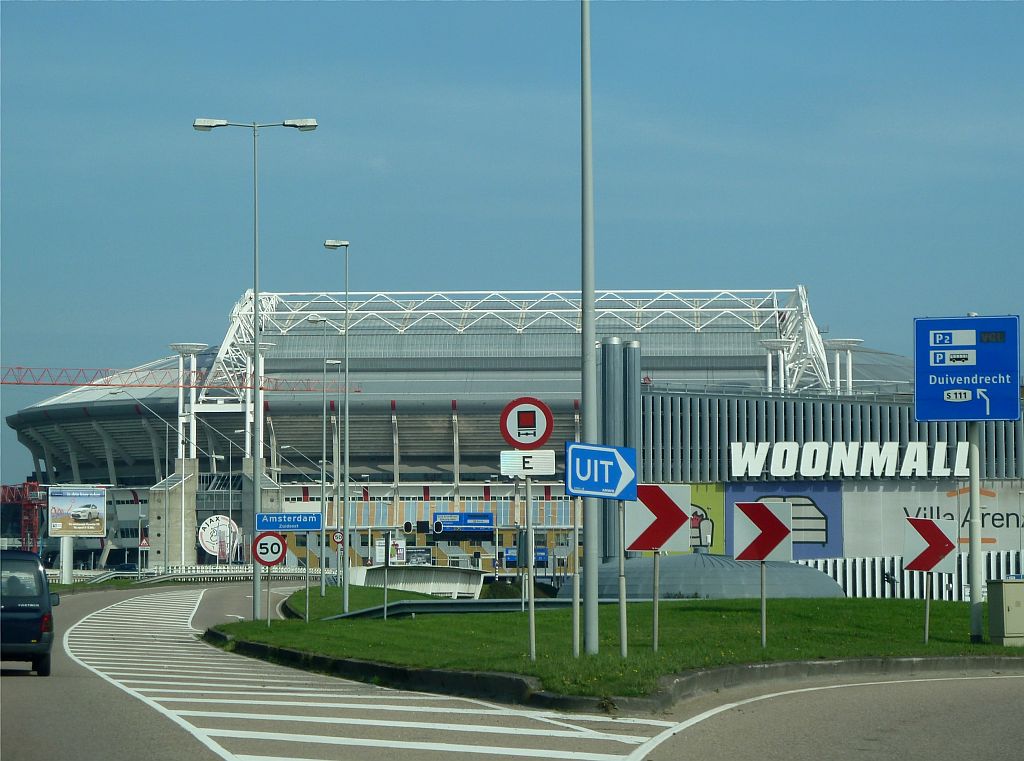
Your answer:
[40,613,53,634]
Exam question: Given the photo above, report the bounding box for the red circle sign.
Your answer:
[252,531,287,566]
[500,396,554,450]
[333,530,344,545]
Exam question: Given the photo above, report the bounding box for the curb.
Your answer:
[201,628,1024,714]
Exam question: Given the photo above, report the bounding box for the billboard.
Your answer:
[841,481,1024,557]
[198,515,241,560]
[725,482,843,559]
[48,486,107,537]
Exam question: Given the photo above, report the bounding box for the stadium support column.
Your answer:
[601,338,623,561]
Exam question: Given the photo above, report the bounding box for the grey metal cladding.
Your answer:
[640,389,1024,481]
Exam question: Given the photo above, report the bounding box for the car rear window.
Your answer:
[1,560,43,597]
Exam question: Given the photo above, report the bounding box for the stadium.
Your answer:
[4,285,1022,598]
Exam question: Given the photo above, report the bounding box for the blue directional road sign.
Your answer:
[432,512,495,531]
[914,315,1020,422]
[564,442,638,501]
[256,512,323,532]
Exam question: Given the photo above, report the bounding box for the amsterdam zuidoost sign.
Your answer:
[914,315,1020,422]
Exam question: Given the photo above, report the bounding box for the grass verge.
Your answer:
[216,589,1020,698]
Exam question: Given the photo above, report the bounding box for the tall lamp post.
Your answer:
[324,239,352,612]
[194,116,317,620]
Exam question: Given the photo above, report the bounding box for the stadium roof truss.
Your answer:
[197,286,834,405]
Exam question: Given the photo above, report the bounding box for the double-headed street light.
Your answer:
[194,116,317,620]
[324,239,353,613]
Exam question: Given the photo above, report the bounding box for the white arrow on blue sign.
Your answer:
[564,442,638,500]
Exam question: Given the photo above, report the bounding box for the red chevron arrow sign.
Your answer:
[903,517,957,573]
[733,501,792,561]
[625,485,691,552]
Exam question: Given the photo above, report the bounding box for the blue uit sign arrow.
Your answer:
[256,512,323,532]
[564,442,638,501]
[914,315,1020,422]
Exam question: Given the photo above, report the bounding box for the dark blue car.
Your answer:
[1,549,60,676]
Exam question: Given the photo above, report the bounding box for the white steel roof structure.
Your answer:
[200,285,836,406]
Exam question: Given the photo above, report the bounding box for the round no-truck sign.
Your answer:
[500,396,553,450]
[252,531,287,566]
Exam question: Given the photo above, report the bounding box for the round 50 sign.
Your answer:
[252,531,287,566]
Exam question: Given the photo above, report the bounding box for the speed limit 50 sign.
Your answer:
[252,531,287,566]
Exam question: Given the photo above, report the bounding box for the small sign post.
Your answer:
[733,501,792,648]
[253,531,286,628]
[500,397,555,662]
[904,517,957,644]
[626,485,691,651]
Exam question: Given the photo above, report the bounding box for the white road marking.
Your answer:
[176,709,646,743]
[624,674,1024,761]
[63,588,666,761]
[207,728,627,760]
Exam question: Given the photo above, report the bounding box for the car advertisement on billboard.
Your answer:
[48,486,107,537]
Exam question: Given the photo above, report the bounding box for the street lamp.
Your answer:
[324,239,352,612]
[194,115,317,620]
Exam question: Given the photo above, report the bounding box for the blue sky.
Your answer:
[2,1,1021,482]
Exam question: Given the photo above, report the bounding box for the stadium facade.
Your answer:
[4,286,1023,589]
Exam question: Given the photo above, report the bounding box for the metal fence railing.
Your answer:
[798,550,1024,601]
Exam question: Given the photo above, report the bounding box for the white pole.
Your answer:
[572,495,581,658]
[188,352,198,459]
[179,472,186,568]
[383,530,390,621]
[924,571,932,645]
[968,420,983,642]
[581,0,601,656]
[176,353,186,460]
[760,560,767,648]
[652,551,660,652]
[526,476,536,661]
[343,244,351,613]
[61,535,73,585]
[618,500,627,658]
[320,316,328,597]
[252,123,263,621]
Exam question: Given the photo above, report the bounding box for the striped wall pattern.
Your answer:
[640,391,1024,483]
[797,550,1023,601]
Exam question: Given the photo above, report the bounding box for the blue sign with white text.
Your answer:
[432,512,495,531]
[914,316,1020,422]
[256,512,323,532]
[564,442,638,501]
